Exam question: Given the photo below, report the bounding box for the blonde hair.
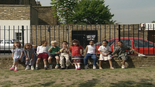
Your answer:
[23,43,32,50]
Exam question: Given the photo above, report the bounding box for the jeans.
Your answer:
[84,53,97,65]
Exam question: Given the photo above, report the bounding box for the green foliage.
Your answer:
[152,21,155,23]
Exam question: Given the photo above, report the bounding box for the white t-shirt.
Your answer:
[87,45,96,54]
[98,45,112,61]
[36,46,48,55]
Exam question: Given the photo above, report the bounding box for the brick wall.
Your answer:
[0,56,154,69]
[33,6,58,25]
[30,24,148,47]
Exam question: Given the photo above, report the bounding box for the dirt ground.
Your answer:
[0,67,155,87]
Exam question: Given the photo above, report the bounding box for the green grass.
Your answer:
[0,68,155,87]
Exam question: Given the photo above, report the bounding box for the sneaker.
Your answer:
[77,67,81,70]
[55,65,59,69]
[99,67,103,69]
[31,66,34,70]
[84,65,89,69]
[110,67,114,69]
[9,67,14,71]
[121,65,125,69]
[49,65,52,69]
[36,67,39,70]
[138,53,146,57]
[44,67,47,70]
[25,66,30,70]
[14,69,18,71]
[93,65,96,69]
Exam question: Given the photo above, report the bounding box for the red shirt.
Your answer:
[70,45,83,56]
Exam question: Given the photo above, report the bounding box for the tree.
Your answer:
[152,21,155,23]
[51,0,78,24]
[68,0,115,24]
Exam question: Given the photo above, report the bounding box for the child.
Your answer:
[48,40,60,69]
[98,40,114,69]
[112,41,145,69]
[84,40,98,69]
[22,43,35,70]
[9,41,23,71]
[36,41,48,70]
[59,41,70,69]
[70,39,84,70]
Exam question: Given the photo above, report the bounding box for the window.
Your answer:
[134,40,154,47]
[115,40,132,47]
[16,33,22,40]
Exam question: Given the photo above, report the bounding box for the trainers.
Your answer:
[77,67,81,70]
[44,67,47,70]
[138,53,146,57]
[121,65,125,69]
[93,65,96,69]
[55,65,59,69]
[49,65,52,69]
[25,66,30,70]
[84,65,89,69]
[99,67,103,69]
[14,69,18,71]
[36,67,39,70]
[31,66,34,70]
[110,67,114,69]
[9,67,14,71]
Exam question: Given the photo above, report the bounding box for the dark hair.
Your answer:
[24,43,32,50]
[117,41,123,44]
[90,40,95,43]
[41,40,47,45]
[62,41,68,44]
[72,39,80,46]
[102,40,108,44]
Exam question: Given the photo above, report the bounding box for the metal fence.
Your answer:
[0,24,155,55]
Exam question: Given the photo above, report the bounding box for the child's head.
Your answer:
[24,43,32,50]
[62,41,68,48]
[89,40,95,45]
[117,41,123,47]
[41,40,47,46]
[13,41,21,49]
[72,39,80,46]
[102,40,108,46]
[51,40,57,46]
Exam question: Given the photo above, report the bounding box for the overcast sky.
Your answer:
[38,0,155,24]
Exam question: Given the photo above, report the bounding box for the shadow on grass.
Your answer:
[39,81,55,86]
[78,79,99,87]
[110,79,154,87]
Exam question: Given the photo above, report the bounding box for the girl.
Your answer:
[36,41,48,70]
[84,40,98,69]
[22,43,36,70]
[112,41,145,69]
[48,40,60,69]
[98,40,114,69]
[9,41,23,71]
[59,41,70,69]
[70,39,84,70]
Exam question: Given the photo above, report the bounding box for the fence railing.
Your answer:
[0,24,155,55]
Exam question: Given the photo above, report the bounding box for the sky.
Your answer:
[38,0,155,24]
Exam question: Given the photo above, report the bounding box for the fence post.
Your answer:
[118,25,121,41]
[48,26,51,45]
[22,26,24,47]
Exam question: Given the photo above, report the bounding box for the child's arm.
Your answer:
[19,51,23,60]
[84,45,88,56]
[12,53,14,59]
[80,46,84,55]
[36,46,39,55]
[48,46,53,52]
[31,53,34,61]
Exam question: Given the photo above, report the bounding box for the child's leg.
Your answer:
[108,59,114,69]
[64,54,70,67]
[74,63,77,69]
[14,60,19,71]
[84,54,90,66]
[99,60,102,69]
[60,55,65,68]
[43,59,47,68]
[48,56,52,65]
[122,60,125,65]
[55,56,59,64]
[36,58,41,68]
[77,63,81,70]
[91,54,97,66]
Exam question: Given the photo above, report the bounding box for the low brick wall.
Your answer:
[0,56,154,69]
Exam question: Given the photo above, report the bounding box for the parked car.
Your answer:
[95,37,155,55]
[0,40,14,51]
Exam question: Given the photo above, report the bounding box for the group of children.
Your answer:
[9,39,145,71]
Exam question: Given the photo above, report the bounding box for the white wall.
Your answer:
[0,20,31,43]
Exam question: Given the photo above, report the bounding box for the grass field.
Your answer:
[0,68,155,87]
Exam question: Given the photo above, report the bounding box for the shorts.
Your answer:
[72,55,82,64]
[49,54,59,58]
[37,53,48,59]
[13,58,19,62]
[118,54,128,60]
